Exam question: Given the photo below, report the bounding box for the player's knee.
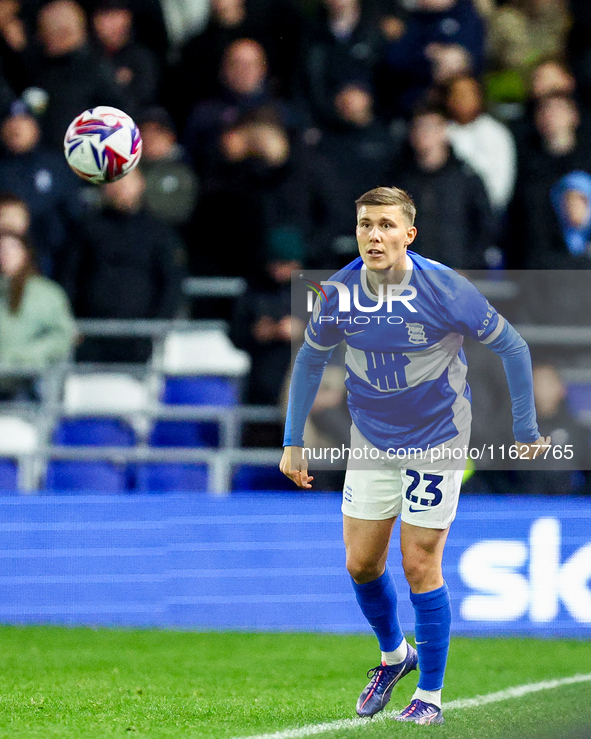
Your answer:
[402,552,439,591]
[346,555,383,584]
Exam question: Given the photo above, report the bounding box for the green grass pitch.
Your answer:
[0,626,590,739]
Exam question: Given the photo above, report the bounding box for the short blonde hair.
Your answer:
[355,186,416,226]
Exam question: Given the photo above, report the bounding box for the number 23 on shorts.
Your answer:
[404,470,444,511]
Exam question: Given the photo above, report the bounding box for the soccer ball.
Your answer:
[63,106,142,184]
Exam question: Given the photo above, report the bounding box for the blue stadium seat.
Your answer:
[45,461,129,492]
[162,376,238,406]
[0,459,18,491]
[232,465,292,491]
[53,418,136,447]
[133,463,208,492]
[149,420,218,448]
[566,384,591,421]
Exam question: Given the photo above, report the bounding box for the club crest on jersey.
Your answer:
[406,322,428,345]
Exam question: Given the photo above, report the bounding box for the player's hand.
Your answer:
[280,446,314,489]
[514,436,552,460]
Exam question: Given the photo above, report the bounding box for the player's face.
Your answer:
[356,204,417,272]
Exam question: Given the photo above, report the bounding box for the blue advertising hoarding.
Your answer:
[0,493,588,637]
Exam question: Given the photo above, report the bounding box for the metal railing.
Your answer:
[2,309,591,494]
[0,319,284,494]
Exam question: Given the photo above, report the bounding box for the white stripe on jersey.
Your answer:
[344,332,465,391]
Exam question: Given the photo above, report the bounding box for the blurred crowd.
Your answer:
[0,0,589,490]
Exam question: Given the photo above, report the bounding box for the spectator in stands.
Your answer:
[171,0,258,122]
[0,99,83,276]
[137,106,198,231]
[506,93,591,266]
[510,59,580,151]
[61,167,184,363]
[188,102,338,275]
[0,230,75,399]
[154,0,208,57]
[443,74,517,217]
[393,103,495,269]
[0,0,29,95]
[550,170,591,257]
[518,92,591,184]
[24,0,124,149]
[230,239,305,405]
[171,0,301,124]
[530,57,577,102]
[520,169,591,270]
[486,0,571,106]
[297,0,385,127]
[0,190,30,235]
[383,0,485,118]
[313,79,404,265]
[183,38,302,173]
[91,0,159,115]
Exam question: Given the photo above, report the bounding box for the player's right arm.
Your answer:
[280,446,313,489]
[280,285,343,487]
[280,339,338,489]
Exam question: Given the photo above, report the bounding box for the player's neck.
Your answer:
[366,263,408,293]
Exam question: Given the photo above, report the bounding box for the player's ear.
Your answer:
[405,226,417,246]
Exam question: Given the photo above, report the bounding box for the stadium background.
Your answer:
[0,1,590,736]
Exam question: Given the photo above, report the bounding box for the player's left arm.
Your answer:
[482,319,550,459]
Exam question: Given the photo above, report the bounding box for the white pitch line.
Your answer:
[232,672,591,739]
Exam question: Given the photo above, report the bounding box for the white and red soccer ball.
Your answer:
[64,106,142,184]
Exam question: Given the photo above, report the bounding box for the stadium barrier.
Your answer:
[0,311,590,493]
[0,492,588,637]
[0,319,283,493]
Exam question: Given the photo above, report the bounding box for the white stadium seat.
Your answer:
[161,330,251,376]
[0,416,37,454]
[63,373,148,413]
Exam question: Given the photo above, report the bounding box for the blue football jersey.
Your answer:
[304,252,505,451]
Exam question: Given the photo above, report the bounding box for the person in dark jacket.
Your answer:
[297,0,385,128]
[183,38,302,174]
[137,106,198,232]
[170,0,301,125]
[62,167,185,362]
[23,0,125,150]
[91,0,159,115]
[393,104,495,269]
[0,99,83,276]
[506,93,591,268]
[382,0,485,119]
[313,79,405,266]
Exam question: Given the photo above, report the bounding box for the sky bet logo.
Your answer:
[305,280,418,315]
[459,518,591,624]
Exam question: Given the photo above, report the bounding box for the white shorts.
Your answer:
[341,424,468,529]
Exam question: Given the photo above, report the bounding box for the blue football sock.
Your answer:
[410,583,451,691]
[351,566,405,653]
